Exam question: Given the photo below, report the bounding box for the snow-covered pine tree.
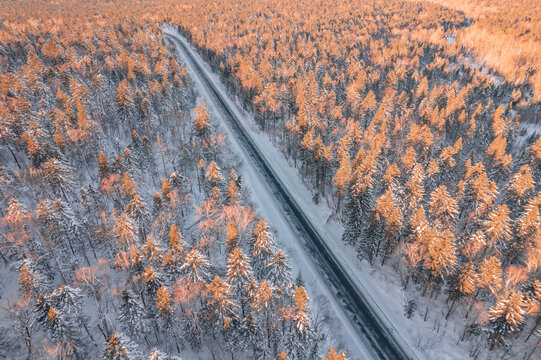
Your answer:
[118,289,149,341]
[267,249,292,288]
[227,247,253,294]
[487,290,528,348]
[342,192,363,248]
[250,219,276,280]
[103,332,141,360]
[180,248,210,283]
[225,220,240,254]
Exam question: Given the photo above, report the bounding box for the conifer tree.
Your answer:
[250,219,276,279]
[126,194,150,240]
[334,148,351,209]
[425,229,457,279]
[227,247,253,293]
[323,346,349,360]
[43,158,75,197]
[162,224,185,274]
[477,256,503,296]
[103,332,140,360]
[457,262,478,296]
[506,165,534,206]
[515,196,541,254]
[180,249,210,283]
[116,80,134,123]
[194,99,211,138]
[98,151,111,180]
[121,172,139,199]
[487,290,528,348]
[147,348,169,360]
[483,205,512,248]
[118,289,148,340]
[206,275,237,326]
[293,286,311,337]
[226,179,241,205]
[18,258,49,297]
[205,161,224,188]
[113,212,138,248]
[429,185,459,224]
[342,192,363,248]
[267,249,292,287]
[225,220,240,254]
[155,286,173,320]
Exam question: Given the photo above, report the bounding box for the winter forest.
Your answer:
[0,0,540,360]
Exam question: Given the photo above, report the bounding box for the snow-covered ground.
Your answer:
[161,25,502,360]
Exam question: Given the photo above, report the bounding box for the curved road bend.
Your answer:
[164,30,419,360]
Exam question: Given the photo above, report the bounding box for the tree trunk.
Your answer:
[525,337,540,360]
[446,298,457,320]
[525,316,540,342]
[8,146,22,169]
[465,299,475,319]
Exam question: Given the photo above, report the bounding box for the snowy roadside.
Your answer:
[162,25,478,360]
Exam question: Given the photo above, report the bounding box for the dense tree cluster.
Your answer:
[426,0,541,101]
[0,1,343,359]
[165,0,541,356]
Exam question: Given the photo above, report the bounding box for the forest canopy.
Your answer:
[1,0,540,359]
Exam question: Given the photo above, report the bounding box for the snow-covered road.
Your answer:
[162,26,419,360]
